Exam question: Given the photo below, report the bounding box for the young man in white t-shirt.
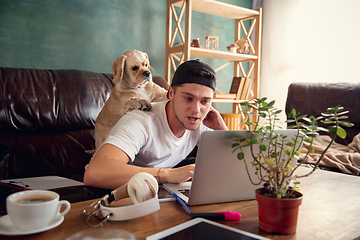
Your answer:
[84,60,228,189]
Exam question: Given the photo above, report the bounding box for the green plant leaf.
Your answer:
[248,104,258,110]
[279,188,286,197]
[268,100,275,108]
[337,127,347,139]
[248,138,258,145]
[240,101,249,107]
[237,152,245,160]
[322,112,335,117]
[316,127,328,132]
[287,109,295,119]
[339,121,354,127]
[259,112,266,118]
[337,110,349,115]
[259,144,267,151]
[231,143,239,148]
[321,119,335,124]
[327,106,343,113]
[284,149,290,156]
[302,117,312,123]
[286,119,296,123]
[307,133,319,138]
[266,159,275,166]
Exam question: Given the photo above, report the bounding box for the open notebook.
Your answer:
[163,130,300,206]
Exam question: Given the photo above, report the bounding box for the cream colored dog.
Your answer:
[92,50,168,153]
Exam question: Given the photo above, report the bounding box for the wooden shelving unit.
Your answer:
[165,0,262,119]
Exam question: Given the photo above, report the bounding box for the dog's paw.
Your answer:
[136,99,152,111]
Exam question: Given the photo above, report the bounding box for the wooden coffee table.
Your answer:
[1,166,360,240]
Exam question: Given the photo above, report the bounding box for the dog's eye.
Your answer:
[132,66,139,71]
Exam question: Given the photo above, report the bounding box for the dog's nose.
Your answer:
[143,71,150,78]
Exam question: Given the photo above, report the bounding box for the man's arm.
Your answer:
[202,106,228,130]
[83,143,195,189]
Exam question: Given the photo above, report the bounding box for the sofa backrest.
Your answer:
[285,82,360,145]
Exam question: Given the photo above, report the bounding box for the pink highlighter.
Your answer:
[191,211,241,221]
[173,193,241,221]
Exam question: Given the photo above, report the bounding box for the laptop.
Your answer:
[163,129,300,206]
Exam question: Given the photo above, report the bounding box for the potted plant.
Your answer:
[231,98,354,234]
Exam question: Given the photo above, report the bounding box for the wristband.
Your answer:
[157,168,162,184]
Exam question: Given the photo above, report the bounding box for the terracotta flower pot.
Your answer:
[255,188,303,235]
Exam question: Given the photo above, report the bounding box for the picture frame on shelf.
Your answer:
[205,36,219,50]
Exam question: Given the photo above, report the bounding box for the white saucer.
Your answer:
[0,215,64,236]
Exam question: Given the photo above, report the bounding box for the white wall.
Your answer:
[260,0,360,127]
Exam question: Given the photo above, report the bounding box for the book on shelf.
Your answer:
[229,77,246,94]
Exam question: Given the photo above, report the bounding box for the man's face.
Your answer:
[169,83,213,131]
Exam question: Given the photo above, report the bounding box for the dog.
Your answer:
[91,50,168,153]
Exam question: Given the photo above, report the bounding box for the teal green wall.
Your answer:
[0,0,252,113]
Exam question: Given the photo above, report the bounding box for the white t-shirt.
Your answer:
[103,101,210,168]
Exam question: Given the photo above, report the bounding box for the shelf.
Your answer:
[212,99,244,103]
[171,0,259,20]
[165,0,262,117]
[192,48,257,62]
[168,46,257,62]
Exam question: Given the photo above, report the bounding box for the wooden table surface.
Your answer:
[2,166,360,240]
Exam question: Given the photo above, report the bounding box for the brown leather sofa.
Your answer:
[285,82,360,173]
[285,82,360,145]
[0,67,169,214]
[0,67,169,182]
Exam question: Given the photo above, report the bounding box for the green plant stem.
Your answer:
[296,132,337,179]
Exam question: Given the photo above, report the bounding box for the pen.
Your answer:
[173,193,193,214]
[172,193,241,221]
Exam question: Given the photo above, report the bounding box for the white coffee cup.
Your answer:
[6,190,71,231]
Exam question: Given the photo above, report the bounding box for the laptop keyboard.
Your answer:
[179,189,190,197]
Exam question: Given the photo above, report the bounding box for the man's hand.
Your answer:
[202,106,228,130]
[163,164,195,183]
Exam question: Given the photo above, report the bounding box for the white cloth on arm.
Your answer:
[103,101,210,168]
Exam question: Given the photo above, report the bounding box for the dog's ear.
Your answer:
[143,52,153,71]
[110,55,127,84]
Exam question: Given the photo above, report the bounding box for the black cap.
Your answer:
[171,60,216,91]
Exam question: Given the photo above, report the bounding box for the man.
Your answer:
[84,60,228,189]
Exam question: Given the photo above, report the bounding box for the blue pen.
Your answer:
[173,193,193,214]
[173,193,241,221]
